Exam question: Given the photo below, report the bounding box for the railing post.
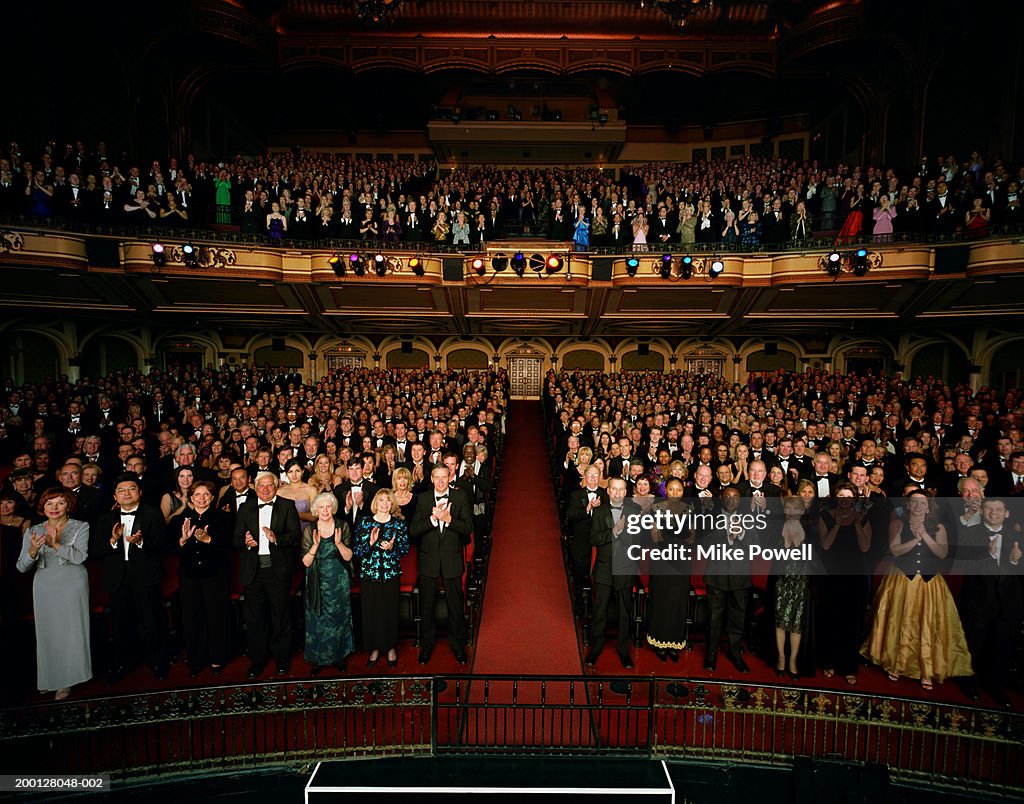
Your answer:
[431,676,440,756]
[646,678,656,757]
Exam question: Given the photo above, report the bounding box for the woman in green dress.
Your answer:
[214,169,233,224]
[300,492,355,674]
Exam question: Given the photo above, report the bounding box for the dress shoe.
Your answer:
[453,648,468,665]
[703,654,717,672]
[618,652,634,669]
[151,663,168,680]
[788,670,800,682]
[310,665,322,677]
[726,651,749,673]
[246,663,265,680]
[387,655,398,668]
[275,662,291,676]
[990,689,1013,710]
[106,666,128,687]
[418,647,433,665]
[211,665,224,676]
[960,681,981,702]
[189,665,204,678]
[655,649,667,663]
[668,650,679,663]
[584,650,601,666]
[367,652,380,668]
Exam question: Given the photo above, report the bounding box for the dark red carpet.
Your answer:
[473,401,580,676]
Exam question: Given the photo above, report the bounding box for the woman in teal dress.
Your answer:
[300,492,355,674]
[353,489,409,667]
[214,169,233,224]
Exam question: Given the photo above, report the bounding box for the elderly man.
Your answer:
[233,471,301,678]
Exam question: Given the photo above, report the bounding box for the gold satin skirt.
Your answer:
[860,569,974,682]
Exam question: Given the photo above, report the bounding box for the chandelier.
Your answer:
[652,0,714,28]
[353,0,403,24]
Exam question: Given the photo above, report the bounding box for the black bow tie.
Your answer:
[435,495,448,502]
[259,502,274,509]
[120,510,138,517]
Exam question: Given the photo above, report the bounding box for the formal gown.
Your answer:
[353,517,410,653]
[815,510,868,677]
[861,525,973,682]
[302,521,355,666]
[645,499,691,651]
[774,505,809,632]
[16,520,92,691]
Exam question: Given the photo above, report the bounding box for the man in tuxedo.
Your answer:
[955,498,1022,707]
[566,465,608,611]
[737,460,781,519]
[333,457,378,528]
[703,486,757,673]
[585,477,637,668]
[809,452,840,498]
[218,465,254,521]
[92,474,168,683]
[403,201,423,242]
[233,472,301,678]
[458,442,493,547]
[411,465,474,664]
[57,462,106,525]
[1007,451,1024,497]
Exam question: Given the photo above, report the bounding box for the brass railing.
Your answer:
[0,675,1019,796]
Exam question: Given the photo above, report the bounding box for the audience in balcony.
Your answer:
[3,140,1021,253]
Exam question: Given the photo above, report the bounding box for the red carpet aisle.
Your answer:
[472,401,580,676]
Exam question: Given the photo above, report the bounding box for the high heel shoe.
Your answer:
[387,651,398,668]
[774,665,785,678]
[655,649,667,663]
[668,650,679,663]
[367,652,380,668]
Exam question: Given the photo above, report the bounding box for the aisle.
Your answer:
[472,401,581,675]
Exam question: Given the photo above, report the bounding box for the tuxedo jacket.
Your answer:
[232,496,301,586]
[956,523,1023,621]
[333,479,379,526]
[703,520,759,591]
[92,503,167,592]
[591,499,639,590]
[410,487,473,578]
[566,486,609,541]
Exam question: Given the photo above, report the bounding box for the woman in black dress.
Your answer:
[645,478,693,662]
[816,482,872,685]
[172,480,231,676]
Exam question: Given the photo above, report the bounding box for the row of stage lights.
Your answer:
[472,252,564,277]
[325,252,565,278]
[151,242,199,267]
[824,248,870,277]
[628,254,725,280]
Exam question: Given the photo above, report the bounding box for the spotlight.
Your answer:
[529,253,546,272]
[353,256,366,276]
[827,250,842,276]
[660,256,673,279]
[150,243,166,267]
[492,255,508,272]
[511,252,526,276]
[853,248,868,276]
[374,254,387,276]
[680,255,694,279]
[545,255,564,274]
[471,257,486,276]
[328,254,345,277]
[181,243,198,267]
[349,252,361,265]
[709,258,724,277]
[409,256,425,276]
[625,256,639,277]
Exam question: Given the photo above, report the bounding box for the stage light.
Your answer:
[353,256,366,276]
[709,258,724,278]
[492,255,508,272]
[150,243,166,267]
[181,243,198,267]
[679,255,694,279]
[545,255,564,274]
[373,254,387,276]
[529,253,546,272]
[511,252,526,276]
[660,254,673,279]
[625,256,639,277]
[471,257,486,276]
[827,250,842,276]
[328,254,345,277]
[409,256,424,276]
[349,252,361,264]
[853,248,868,276]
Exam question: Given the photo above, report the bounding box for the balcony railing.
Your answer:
[1,675,1019,796]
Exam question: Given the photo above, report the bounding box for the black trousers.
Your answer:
[180,571,230,667]
[418,574,465,651]
[569,533,591,598]
[962,611,1016,693]
[242,567,291,667]
[706,585,749,657]
[109,581,165,669]
[591,583,631,654]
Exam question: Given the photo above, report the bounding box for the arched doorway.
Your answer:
[990,341,1022,390]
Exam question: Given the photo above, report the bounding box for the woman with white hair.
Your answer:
[301,492,355,674]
